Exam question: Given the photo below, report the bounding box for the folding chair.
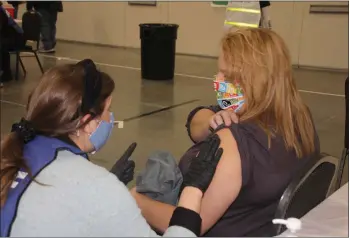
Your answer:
[273,154,338,235]
[11,11,44,80]
[335,77,349,189]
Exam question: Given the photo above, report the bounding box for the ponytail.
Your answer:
[1,118,35,207]
[0,133,29,207]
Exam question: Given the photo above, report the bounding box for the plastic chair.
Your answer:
[335,77,349,189]
[273,153,338,235]
[11,11,44,80]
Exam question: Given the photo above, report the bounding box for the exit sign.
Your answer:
[211,1,228,7]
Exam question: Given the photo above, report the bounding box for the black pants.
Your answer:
[0,31,25,82]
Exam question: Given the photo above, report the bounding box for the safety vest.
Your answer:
[224,1,261,31]
[0,136,87,237]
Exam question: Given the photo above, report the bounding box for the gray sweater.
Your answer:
[10,150,196,237]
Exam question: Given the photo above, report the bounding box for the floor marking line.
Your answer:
[141,102,168,109]
[37,54,346,98]
[123,99,199,122]
[298,90,345,98]
[0,99,200,121]
[0,100,26,107]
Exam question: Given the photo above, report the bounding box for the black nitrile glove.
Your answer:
[110,143,137,185]
[182,134,223,194]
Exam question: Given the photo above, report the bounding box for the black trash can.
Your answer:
[139,24,179,80]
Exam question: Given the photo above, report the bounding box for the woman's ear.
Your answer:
[79,114,97,135]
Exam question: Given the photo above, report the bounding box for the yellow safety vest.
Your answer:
[224,1,261,30]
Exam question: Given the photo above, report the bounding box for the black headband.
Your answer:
[76,59,102,115]
[11,60,102,142]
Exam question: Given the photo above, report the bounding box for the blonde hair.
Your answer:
[221,28,315,157]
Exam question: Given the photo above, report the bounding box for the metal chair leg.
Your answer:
[15,52,20,81]
[335,148,348,189]
[34,51,44,74]
[19,57,27,79]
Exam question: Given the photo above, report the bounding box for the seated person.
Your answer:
[7,1,25,19]
[131,28,320,237]
[0,2,25,84]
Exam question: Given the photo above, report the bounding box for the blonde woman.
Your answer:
[131,28,320,237]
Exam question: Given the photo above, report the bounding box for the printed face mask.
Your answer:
[213,77,245,112]
[89,112,114,152]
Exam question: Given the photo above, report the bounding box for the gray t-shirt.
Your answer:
[10,150,196,237]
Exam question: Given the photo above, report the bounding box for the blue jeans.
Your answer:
[37,9,58,50]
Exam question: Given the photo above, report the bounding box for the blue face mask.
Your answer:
[89,112,114,152]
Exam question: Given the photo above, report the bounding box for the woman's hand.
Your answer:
[110,143,136,185]
[209,110,239,130]
[182,134,223,195]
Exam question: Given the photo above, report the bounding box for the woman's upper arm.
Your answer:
[199,128,244,234]
[186,105,221,143]
[187,109,215,143]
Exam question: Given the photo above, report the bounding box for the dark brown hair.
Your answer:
[0,63,115,206]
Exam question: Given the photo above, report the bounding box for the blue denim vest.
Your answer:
[0,136,87,237]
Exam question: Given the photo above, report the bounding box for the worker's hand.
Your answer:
[182,134,223,194]
[209,110,239,130]
[110,143,136,185]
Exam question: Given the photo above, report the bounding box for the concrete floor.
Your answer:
[1,42,348,186]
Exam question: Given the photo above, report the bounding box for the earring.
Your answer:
[76,130,80,137]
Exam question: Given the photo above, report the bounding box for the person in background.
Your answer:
[224,1,261,31]
[0,59,224,237]
[26,1,63,53]
[6,1,24,19]
[259,1,271,28]
[223,1,271,32]
[0,1,25,87]
[131,28,320,237]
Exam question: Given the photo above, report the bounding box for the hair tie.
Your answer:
[11,118,36,144]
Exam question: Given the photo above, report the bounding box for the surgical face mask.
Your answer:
[213,78,245,112]
[89,112,114,152]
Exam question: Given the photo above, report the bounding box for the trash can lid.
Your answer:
[139,23,179,28]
